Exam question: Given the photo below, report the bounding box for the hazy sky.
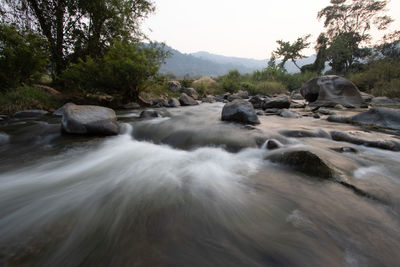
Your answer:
[143,0,400,59]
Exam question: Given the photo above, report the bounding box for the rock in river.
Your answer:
[168,98,181,107]
[267,150,334,179]
[14,109,48,118]
[61,104,119,135]
[262,95,291,109]
[183,88,199,100]
[221,99,260,125]
[179,93,199,106]
[328,107,400,131]
[301,75,365,108]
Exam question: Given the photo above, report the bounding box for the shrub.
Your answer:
[348,58,400,97]
[219,69,242,93]
[251,81,287,95]
[60,42,168,100]
[0,24,48,91]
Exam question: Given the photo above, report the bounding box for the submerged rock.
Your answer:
[267,150,334,179]
[279,109,301,118]
[350,107,400,130]
[330,147,358,154]
[328,107,400,131]
[330,131,400,151]
[279,129,330,138]
[140,110,160,118]
[61,104,119,135]
[371,96,400,107]
[301,75,365,108]
[14,110,48,119]
[179,93,199,106]
[221,99,260,125]
[265,139,281,150]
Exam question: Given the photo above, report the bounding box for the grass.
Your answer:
[0,86,60,115]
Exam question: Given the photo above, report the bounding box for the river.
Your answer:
[0,103,400,266]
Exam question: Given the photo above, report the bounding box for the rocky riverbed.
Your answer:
[0,100,400,267]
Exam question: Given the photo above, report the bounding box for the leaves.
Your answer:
[273,35,311,70]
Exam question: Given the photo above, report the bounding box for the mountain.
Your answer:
[160,46,317,77]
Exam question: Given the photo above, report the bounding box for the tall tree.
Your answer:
[317,0,394,73]
[272,35,311,71]
[318,0,393,44]
[0,0,154,76]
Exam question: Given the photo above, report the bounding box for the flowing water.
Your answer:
[1,103,400,267]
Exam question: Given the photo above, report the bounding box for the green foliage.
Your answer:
[252,67,318,91]
[318,0,392,44]
[1,0,155,76]
[61,42,168,99]
[272,35,311,71]
[349,58,400,98]
[317,0,393,73]
[0,24,48,91]
[180,78,194,88]
[0,86,58,114]
[219,69,242,93]
[247,81,286,96]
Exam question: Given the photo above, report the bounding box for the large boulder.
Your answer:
[349,107,400,131]
[179,93,199,106]
[221,99,260,125]
[183,88,199,100]
[53,103,75,117]
[262,95,291,109]
[301,75,365,108]
[14,109,48,118]
[61,104,119,135]
[168,81,181,92]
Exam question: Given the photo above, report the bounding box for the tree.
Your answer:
[0,24,48,90]
[0,0,155,77]
[317,0,394,73]
[272,35,311,71]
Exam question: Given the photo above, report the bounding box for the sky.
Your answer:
[143,0,400,59]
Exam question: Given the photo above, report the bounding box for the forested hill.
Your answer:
[160,46,316,77]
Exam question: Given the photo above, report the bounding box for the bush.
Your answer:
[250,81,287,95]
[252,67,318,91]
[60,41,168,99]
[0,24,48,91]
[219,69,242,93]
[0,86,58,114]
[348,58,400,98]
